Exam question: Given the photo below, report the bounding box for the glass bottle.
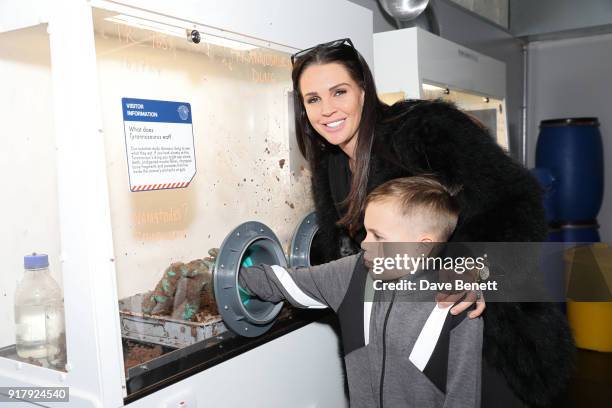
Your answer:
[14,253,64,367]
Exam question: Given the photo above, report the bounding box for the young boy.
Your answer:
[239,176,483,408]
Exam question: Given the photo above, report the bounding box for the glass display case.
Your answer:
[0,1,372,406]
[92,6,321,397]
[421,83,508,150]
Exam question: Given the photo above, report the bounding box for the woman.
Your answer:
[291,39,574,407]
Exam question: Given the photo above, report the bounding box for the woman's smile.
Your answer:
[322,118,346,131]
[299,62,364,157]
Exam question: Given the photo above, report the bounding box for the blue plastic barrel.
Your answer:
[531,168,557,223]
[560,222,601,243]
[535,118,604,223]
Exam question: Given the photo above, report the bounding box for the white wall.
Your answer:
[527,33,612,242]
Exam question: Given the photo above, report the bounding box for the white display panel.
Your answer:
[374,27,509,150]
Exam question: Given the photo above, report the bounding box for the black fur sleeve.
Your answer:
[388,99,547,241]
[388,100,575,407]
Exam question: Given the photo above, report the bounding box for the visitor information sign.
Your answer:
[122,97,196,192]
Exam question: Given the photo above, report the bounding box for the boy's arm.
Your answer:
[444,316,484,408]
[238,254,359,312]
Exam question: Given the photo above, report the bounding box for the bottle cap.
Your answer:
[24,253,49,269]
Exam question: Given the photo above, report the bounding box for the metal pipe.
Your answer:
[393,0,441,35]
[521,41,529,166]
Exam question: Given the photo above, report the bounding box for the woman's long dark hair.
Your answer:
[291,42,387,235]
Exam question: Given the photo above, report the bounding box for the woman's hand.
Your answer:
[436,290,485,319]
[434,252,486,319]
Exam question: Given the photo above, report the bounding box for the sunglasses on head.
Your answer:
[290,38,355,66]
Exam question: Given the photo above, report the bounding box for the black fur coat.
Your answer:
[309,99,575,408]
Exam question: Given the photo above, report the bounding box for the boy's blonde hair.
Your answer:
[365,176,461,240]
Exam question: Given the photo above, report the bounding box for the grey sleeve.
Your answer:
[444,316,484,408]
[238,254,359,312]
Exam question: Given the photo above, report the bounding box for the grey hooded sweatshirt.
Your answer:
[239,253,483,408]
